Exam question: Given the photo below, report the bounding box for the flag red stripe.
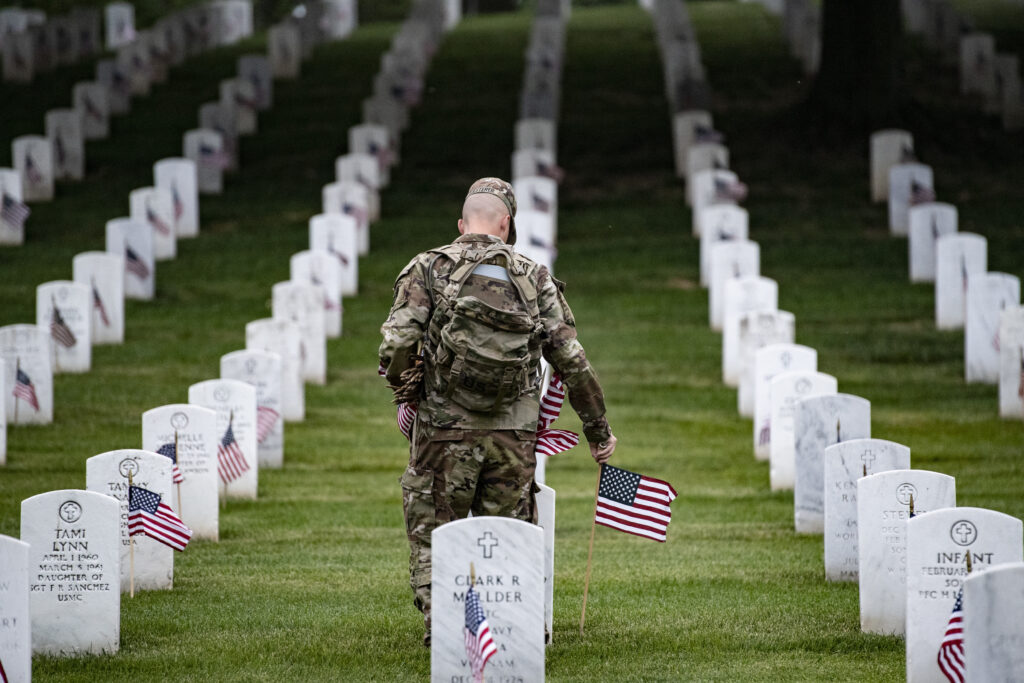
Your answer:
[597,499,672,527]
[595,516,667,542]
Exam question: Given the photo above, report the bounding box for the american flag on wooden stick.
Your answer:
[199,143,230,169]
[714,176,748,203]
[171,183,184,222]
[595,465,677,542]
[92,283,111,328]
[463,585,497,683]
[24,153,43,186]
[50,304,77,348]
[694,124,725,144]
[936,588,965,683]
[256,405,280,444]
[128,485,192,551]
[156,442,184,484]
[910,179,936,206]
[217,419,249,484]
[146,205,172,236]
[125,246,150,280]
[2,193,30,229]
[13,368,39,412]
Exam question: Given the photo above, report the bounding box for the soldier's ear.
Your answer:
[458,218,467,235]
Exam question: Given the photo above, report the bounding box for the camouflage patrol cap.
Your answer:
[466,177,517,245]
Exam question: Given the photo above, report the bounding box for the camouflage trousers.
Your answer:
[400,418,538,633]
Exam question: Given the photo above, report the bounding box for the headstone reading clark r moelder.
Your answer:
[431,517,544,683]
[0,534,31,682]
[857,469,956,636]
[21,489,120,655]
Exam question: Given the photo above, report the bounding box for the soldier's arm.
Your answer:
[379,256,433,389]
[536,267,611,445]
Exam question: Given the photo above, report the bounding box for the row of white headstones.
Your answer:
[656,1,1024,681]
[755,0,1024,132]
[870,127,1024,418]
[429,3,572,680]
[0,4,365,679]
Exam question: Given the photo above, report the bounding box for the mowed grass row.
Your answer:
[0,3,1021,680]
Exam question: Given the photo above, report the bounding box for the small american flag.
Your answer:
[910,179,936,206]
[397,402,416,440]
[328,237,350,266]
[146,205,172,236]
[171,183,184,222]
[1,193,30,229]
[342,202,368,227]
[960,256,969,294]
[256,405,280,444]
[125,246,150,280]
[367,140,394,169]
[13,368,39,412]
[50,305,77,348]
[54,135,67,168]
[595,465,677,542]
[463,585,497,683]
[694,124,725,144]
[199,143,230,170]
[900,144,917,163]
[217,419,249,484]
[758,421,771,446]
[1018,351,1024,400]
[24,153,43,186]
[91,283,111,328]
[249,74,265,106]
[128,485,192,551]
[234,92,259,110]
[714,176,748,203]
[0,652,7,683]
[156,442,184,484]
[536,161,565,183]
[535,374,580,457]
[936,588,965,683]
[531,192,551,213]
[84,96,104,122]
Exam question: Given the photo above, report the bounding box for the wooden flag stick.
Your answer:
[965,551,973,575]
[470,561,476,587]
[908,493,915,517]
[128,470,135,599]
[579,464,603,636]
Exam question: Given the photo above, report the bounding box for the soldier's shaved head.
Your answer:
[461,192,509,226]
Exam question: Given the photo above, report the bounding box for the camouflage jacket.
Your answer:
[380,233,610,443]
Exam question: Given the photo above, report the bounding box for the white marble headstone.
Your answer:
[154,158,199,239]
[793,393,871,533]
[431,517,544,682]
[963,562,1024,681]
[1,31,34,83]
[965,272,1019,384]
[141,404,219,541]
[105,2,134,49]
[290,250,342,338]
[0,371,5,464]
[685,142,729,205]
[13,135,54,202]
[321,182,370,255]
[268,23,301,79]
[823,439,910,582]
[336,153,381,202]
[129,186,176,261]
[698,205,747,288]
[672,110,712,178]
[21,489,120,655]
[908,202,957,283]
[906,508,1023,683]
[515,176,558,232]
[73,81,110,140]
[237,54,273,110]
[116,41,151,96]
[220,350,284,468]
[198,102,238,173]
[188,379,258,500]
[272,282,327,386]
[246,318,304,422]
[737,310,794,418]
[220,77,257,136]
[0,324,53,424]
[0,169,27,245]
[536,482,555,641]
[753,344,817,461]
[998,307,1024,419]
[690,169,742,237]
[309,213,358,297]
[721,276,778,386]
[960,32,997,99]
[515,117,557,156]
[348,123,394,185]
[86,449,175,592]
[36,280,91,374]
[45,109,85,181]
[935,232,987,330]
[105,217,155,300]
[0,534,30,681]
[870,129,913,202]
[857,469,956,636]
[708,240,760,331]
[183,128,226,195]
[72,251,124,345]
[888,163,934,236]
[95,59,131,115]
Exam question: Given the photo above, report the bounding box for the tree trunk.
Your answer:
[807,0,905,138]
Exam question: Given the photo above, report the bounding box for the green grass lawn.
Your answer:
[1,3,1022,681]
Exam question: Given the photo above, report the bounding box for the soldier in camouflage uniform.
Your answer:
[379,178,617,645]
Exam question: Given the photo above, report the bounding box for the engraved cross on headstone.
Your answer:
[953,522,975,545]
[860,449,876,472]
[477,531,499,559]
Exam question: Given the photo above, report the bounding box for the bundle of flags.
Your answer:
[463,584,497,683]
[936,588,964,683]
[156,442,184,484]
[535,374,579,457]
[217,419,249,484]
[594,464,677,543]
[128,484,192,551]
